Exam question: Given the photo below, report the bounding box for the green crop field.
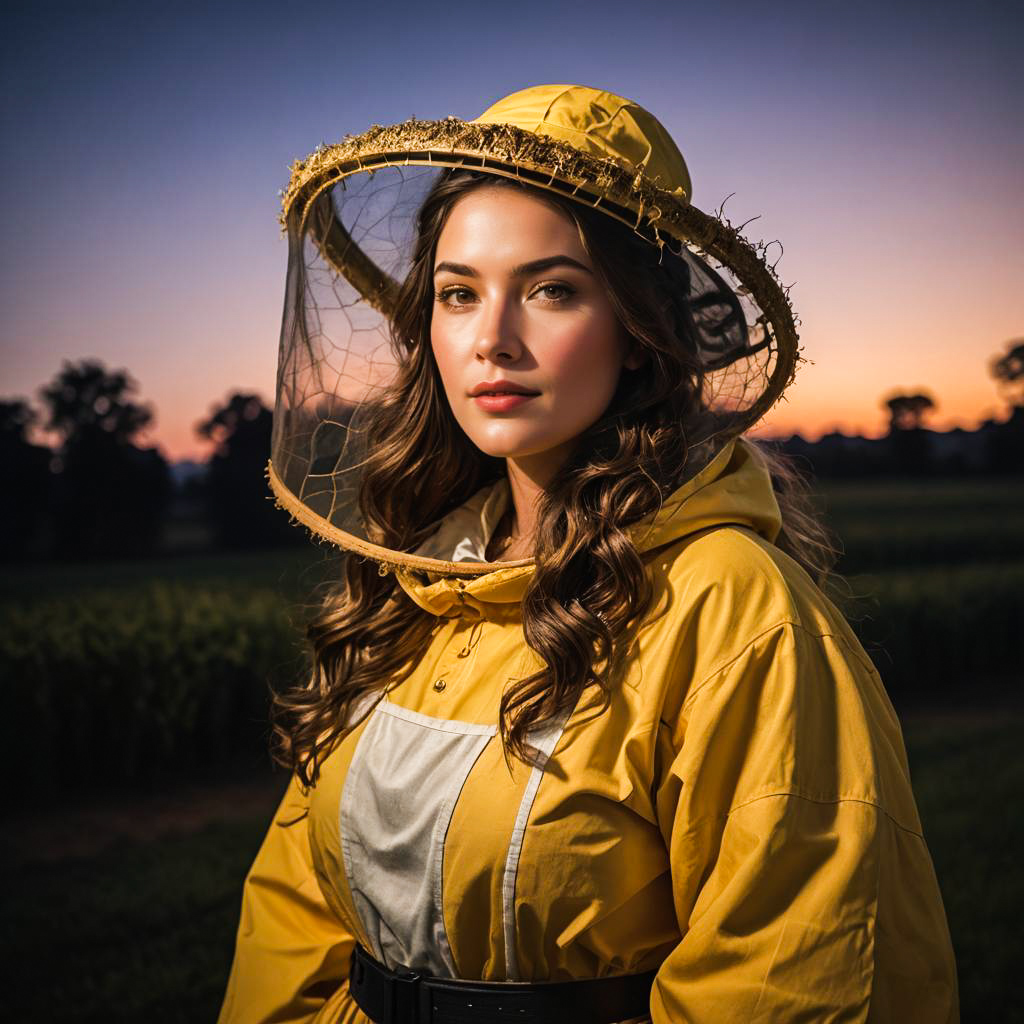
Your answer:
[817,475,1024,573]
[3,479,1018,798]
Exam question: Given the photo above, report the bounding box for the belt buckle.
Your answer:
[391,963,425,1024]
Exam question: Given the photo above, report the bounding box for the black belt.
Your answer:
[349,942,656,1024]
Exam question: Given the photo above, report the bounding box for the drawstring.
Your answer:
[457,617,484,658]
[447,578,483,657]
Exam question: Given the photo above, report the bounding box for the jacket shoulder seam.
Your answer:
[679,619,800,710]
[723,789,926,840]
[679,620,868,712]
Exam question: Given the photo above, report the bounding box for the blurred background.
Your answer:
[1,0,1020,1020]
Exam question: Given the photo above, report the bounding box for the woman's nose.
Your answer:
[474,294,523,363]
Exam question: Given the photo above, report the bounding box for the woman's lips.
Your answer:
[472,393,538,412]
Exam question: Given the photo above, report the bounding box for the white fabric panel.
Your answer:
[501,712,572,980]
[340,698,497,977]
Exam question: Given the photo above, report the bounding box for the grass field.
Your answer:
[816,475,1024,573]
[1,543,335,605]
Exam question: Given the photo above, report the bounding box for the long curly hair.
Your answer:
[271,169,839,784]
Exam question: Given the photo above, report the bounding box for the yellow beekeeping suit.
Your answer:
[219,436,958,1023]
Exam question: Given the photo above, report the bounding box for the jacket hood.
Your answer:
[394,436,781,618]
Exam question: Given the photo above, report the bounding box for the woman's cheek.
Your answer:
[551,325,621,407]
[430,328,466,404]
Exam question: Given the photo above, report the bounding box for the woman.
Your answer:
[219,85,958,1023]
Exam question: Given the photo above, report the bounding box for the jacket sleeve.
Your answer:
[218,774,367,1024]
[650,621,959,1023]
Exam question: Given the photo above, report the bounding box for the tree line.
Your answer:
[1,359,297,562]
[2,341,1021,562]
[775,340,1023,478]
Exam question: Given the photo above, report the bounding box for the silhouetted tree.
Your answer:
[882,390,936,475]
[40,361,154,443]
[197,392,298,548]
[0,398,53,560]
[884,392,935,432]
[991,340,1024,408]
[1,398,38,440]
[39,360,170,558]
[987,340,1024,474]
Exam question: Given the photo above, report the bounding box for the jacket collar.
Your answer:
[394,436,781,618]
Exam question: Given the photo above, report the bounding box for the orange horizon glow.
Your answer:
[125,394,1014,465]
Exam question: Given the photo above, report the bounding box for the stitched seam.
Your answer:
[501,713,570,981]
[680,620,866,712]
[814,621,885,684]
[680,620,801,710]
[379,699,497,736]
[723,790,926,840]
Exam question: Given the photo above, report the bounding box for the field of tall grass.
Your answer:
[3,477,1020,796]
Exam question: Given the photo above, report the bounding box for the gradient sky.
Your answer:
[2,0,1020,461]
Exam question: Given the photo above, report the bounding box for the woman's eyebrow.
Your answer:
[433,255,593,277]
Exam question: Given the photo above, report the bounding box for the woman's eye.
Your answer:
[436,287,475,307]
[534,283,574,303]
[436,283,574,307]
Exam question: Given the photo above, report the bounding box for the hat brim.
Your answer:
[282,116,800,426]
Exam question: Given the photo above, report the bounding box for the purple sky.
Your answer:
[2,0,1020,459]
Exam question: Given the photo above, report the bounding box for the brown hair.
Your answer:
[272,169,839,784]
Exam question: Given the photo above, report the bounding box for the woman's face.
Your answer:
[430,186,641,477]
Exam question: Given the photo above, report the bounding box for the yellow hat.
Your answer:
[471,84,692,200]
[270,84,801,574]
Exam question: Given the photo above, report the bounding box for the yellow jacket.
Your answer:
[219,436,958,1023]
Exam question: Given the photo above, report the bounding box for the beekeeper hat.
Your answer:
[268,84,800,574]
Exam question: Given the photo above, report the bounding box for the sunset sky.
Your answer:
[2,0,1020,462]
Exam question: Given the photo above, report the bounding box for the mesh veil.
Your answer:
[269,133,800,575]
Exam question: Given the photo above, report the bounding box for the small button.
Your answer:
[432,678,447,693]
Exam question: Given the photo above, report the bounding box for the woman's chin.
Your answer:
[469,436,560,461]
